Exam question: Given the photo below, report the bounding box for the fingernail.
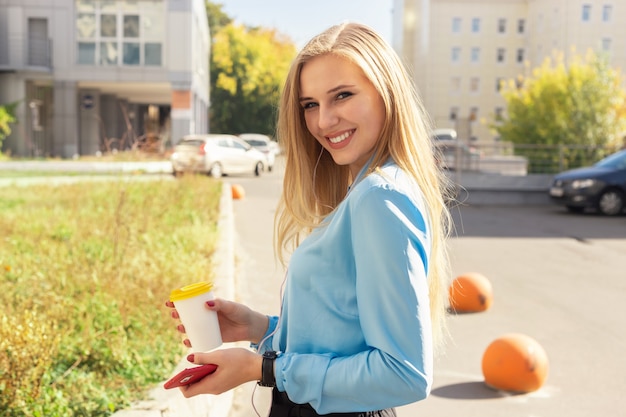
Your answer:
[187,354,195,362]
[206,300,215,307]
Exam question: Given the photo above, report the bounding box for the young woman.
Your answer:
[167,22,452,417]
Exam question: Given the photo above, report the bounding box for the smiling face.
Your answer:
[299,54,386,179]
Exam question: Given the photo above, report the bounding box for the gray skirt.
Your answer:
[269,388,397,417]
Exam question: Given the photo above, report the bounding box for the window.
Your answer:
[495,107,504,120]
[582,4,591,21]
[28,18,49,67]
[450,107,459,121]
[469,107,478,121]
[470,77,480,93]
[452,17,461,33]
[75,0,163,67]
[472,18,481,33]
[603,5,612,22]
[123,15,139,37]
[100,14,116,37]
[498,18,506,34]
[123,42,140,65]
[100,41,118,65]
[518,19,525,34]
[497,48,506,63]
[602,38,612,52]
[451,47,461,63]
[517,48,525,63]
[145,43,162,66]
[471,47,480,63]
[496,77,504,92]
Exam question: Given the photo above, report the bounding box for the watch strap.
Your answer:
[258,350,277,387]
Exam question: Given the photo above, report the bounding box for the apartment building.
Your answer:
[0,0,210,158]
[393,0,626,145]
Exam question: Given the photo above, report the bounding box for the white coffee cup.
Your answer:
[170,281,222,352]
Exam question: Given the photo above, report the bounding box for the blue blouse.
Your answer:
[258,161,434,414]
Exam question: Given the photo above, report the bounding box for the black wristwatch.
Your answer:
[258,350,278,387]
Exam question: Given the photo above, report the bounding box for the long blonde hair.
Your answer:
[274,22,453,349]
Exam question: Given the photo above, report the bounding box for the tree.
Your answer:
[0,101,18,155]
[205,1,231,37]
[209,23,296,135]
[492,49,626,170]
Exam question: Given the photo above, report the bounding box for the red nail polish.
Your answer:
[206,300,215,307]
[187,354,195,362]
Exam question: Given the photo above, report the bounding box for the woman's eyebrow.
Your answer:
[299,84,356,102]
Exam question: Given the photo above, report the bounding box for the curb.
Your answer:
[112,183,235,417]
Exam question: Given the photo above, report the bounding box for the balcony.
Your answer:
[0,37,53,72]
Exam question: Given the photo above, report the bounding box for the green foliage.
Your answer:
[0,177,222,416]
[0,101,18,153]
[205,1,232,37]
[209,22,297,136]
[492,49,626,170]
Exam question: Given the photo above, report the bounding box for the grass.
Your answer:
[0,175,222,416]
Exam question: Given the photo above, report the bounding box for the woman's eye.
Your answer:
[336,91,353,100]
[302,102,318,110]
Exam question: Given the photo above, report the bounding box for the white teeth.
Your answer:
[328,131,351,144]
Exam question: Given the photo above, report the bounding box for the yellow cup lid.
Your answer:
[170,281,213,302]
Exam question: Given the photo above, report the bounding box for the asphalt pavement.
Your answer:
[225,157,626,417]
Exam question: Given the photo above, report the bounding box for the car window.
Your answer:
[596,151,626,169]
[245,139,266,147]
[232,140,248,150]
[217,138,230,147]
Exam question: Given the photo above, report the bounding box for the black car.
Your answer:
[549,149,626,215]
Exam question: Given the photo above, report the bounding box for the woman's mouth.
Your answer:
[327,130,354,144]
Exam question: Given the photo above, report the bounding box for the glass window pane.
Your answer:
[144,42,162,66]
[77,42,95,64]
[100,41,118,65]
[124,15,140,37]
[100,14,117,37]
[123,42,140,65]
[76,13,96,38]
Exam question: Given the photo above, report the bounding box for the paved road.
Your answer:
[224,159,626,417]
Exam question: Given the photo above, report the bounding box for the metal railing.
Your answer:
[438,141,620,176]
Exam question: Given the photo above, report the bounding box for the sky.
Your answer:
[218,0,394,47]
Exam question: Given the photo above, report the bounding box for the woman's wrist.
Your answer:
[248,313,270,345]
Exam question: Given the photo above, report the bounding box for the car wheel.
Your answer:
[254,162,263,177]
[566,205,585,214]
[209,163,223,178]
[597,189,625,216]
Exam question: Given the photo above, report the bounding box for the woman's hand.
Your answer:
[179,348,263,397]
[165,298,269,346]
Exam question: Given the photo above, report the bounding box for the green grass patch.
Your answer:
[0,176,222,416]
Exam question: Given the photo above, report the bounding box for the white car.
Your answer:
[171,134,266,178]
[239,133,277,172]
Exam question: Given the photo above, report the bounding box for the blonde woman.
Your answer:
[167,22,452,417]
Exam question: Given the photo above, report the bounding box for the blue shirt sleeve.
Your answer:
[251,315,279,353]
[274,179,434,413]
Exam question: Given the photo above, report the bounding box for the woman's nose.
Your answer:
[317,105,339,130]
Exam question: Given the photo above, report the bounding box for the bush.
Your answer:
[0,176,222,416]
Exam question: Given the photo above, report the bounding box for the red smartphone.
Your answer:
[163,363,218,389]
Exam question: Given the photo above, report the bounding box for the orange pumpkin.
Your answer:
[231,184,245,200]
[448,272,493,313]
[481,333,549,393]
